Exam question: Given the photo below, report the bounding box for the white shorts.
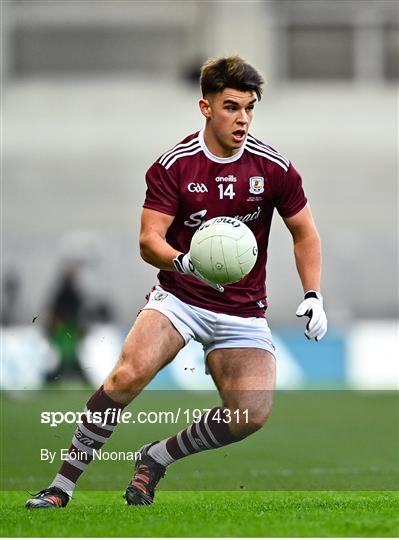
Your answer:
[142,286,275,360]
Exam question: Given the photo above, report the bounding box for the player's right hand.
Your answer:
[173,253,224,292]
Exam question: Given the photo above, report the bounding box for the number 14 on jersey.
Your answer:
[218,184,236,199]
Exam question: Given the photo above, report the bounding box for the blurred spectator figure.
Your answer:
[45,262,87,382]
[1,269,21,326]
[45,231,114,383]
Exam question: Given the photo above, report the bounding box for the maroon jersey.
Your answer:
[143,129,307,317]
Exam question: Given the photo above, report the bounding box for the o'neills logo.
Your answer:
[215,175,237,183]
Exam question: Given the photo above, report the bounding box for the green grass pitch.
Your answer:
[1,490,398,537]
[1,389,398,536]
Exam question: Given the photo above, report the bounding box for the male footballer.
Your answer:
[26,55,327,508]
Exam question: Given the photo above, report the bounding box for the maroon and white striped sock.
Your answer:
[50,385,126,496]
[148,407,241,467]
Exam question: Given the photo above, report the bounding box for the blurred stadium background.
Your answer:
[1,0,398,391]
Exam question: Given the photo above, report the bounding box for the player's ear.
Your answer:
[199,98,211,119]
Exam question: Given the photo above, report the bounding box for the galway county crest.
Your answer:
[249,176,265,194]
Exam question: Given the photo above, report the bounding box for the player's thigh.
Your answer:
[105,309,185,391]
[207,347,275,419]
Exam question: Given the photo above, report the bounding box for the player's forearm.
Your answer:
[293,232,322,293]
[140,232,180,271]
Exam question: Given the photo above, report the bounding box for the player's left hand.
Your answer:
[173,253,224,292]
[296,291,327,341]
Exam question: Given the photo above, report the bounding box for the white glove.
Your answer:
[296,291,327,341]
[173,253,224,292]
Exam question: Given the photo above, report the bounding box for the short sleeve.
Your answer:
[143,162,180,216]
[274,163,308,218]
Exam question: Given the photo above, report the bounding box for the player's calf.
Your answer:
[228,403,272,439]
[125,402,273,506]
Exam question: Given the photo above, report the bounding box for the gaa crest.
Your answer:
[249,176,265,194]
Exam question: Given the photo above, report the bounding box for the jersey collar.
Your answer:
[199,129,246,163]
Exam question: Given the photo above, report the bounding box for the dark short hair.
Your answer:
[200,55,264,101]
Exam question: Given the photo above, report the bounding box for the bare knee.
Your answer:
[104,350,152,403]
[107,364,149,392]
